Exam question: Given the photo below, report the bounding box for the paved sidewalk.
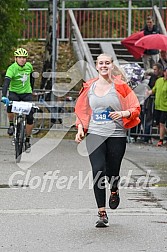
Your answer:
[0,136,167,252]
[125,142,167,210]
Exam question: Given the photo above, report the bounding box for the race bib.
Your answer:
[93,110,112,123]
[11,101,32,115]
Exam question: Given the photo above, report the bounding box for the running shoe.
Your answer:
[95,211,109,228]
[157,140,163,147]
[109,190,120,209]
[7,125,14,136]
[25,142,31,153]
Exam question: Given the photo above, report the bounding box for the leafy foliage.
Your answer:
[63,0,160,8]
[0,0,28,75]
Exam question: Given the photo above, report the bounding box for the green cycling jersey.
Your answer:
[5,62,33,94]
[152,77,167,111]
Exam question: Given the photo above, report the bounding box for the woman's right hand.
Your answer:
[75,125,84,143]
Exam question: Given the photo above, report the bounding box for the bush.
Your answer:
[0,0,28,80]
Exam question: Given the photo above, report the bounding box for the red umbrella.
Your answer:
[135,34,167,50]
[121,31,145,59]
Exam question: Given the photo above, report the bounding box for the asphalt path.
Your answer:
[0,135,167,252]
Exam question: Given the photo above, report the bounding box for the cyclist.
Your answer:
[1,48,35,153]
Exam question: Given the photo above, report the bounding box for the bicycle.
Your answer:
[9,101,39,163]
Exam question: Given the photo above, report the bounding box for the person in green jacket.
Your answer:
[1,48,35,153]
[147,67,167,146]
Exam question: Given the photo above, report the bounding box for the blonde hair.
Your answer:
[96,53,113,64]
[96,53,127,81]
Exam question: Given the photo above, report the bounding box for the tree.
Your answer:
[40,0,60,101]
[0,0,28,80]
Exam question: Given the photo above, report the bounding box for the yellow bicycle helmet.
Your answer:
[14,48,28,57]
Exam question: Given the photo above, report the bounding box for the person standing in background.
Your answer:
[147,67,167,146]
[143,63,164,143]
[142,16,160,70]
[158,50,167,70]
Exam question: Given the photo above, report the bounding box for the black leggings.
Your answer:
[86,134,126,208]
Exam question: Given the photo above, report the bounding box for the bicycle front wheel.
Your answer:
[15,121,25,163]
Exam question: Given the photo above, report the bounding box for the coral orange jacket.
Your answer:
[75,77,141,132]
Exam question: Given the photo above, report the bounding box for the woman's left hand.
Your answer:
[109,111,123,120]
[109,110,131,120]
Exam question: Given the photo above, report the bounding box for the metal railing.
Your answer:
[21,6,167,41]
[0,89,160,142]
[0,89,78,134]
[153,5,167,35]
[68,9,96,80]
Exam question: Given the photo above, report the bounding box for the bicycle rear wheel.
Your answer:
[15,120,25,163]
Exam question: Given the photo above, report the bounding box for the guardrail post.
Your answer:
[128,0,132,36]
[61,0,65,39]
